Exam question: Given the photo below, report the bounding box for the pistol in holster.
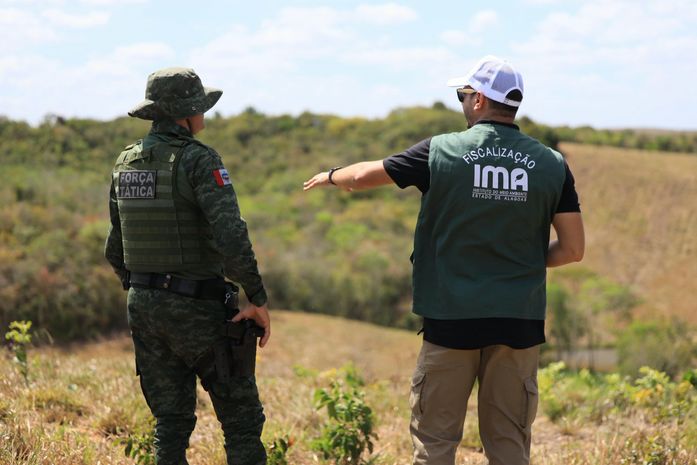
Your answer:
[195,283,264,395]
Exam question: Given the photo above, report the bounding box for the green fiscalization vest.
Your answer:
[412,123,566,320]
[113,140,222,273]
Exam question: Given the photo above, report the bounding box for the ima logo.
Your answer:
[473,164,528,191]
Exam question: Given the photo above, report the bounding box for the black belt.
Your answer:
[129,272,226,301]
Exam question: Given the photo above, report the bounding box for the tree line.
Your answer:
[0,106,695,347]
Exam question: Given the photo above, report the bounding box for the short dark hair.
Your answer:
[486,89,522,117]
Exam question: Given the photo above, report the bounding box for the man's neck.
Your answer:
[472,114,516,125]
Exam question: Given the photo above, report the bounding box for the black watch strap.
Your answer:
[328,166,343,185]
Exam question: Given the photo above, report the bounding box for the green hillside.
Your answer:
[0,109,695,364]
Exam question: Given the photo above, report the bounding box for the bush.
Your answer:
[312,365,377,465]
[617,319,696,378]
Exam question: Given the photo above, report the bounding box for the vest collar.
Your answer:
[150,119,193,138]
[473,120,520,131]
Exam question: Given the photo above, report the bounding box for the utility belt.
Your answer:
[129,272,229,302]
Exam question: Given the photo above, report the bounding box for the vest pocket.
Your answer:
[520,377,539,428]
[410,371,427,419]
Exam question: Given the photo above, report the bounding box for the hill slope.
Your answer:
[1,311,694,464]
[561,143,697,323]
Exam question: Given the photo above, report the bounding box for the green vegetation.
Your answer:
[4,321,32,386]
[1,108,696,350]
[118,417,156,465]
[267,434,293,465]
[617,320,697,378]
[538,362,697,464]
[1,106,557,340]
[312,364,377,465]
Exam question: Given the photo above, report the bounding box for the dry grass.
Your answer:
[1,310,694,464]
[558,143,697,324]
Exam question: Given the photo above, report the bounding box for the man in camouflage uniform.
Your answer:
[105,67,270,465]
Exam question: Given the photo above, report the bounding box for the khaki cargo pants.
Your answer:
[410,341,539,465]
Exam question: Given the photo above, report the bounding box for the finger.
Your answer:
[259,326,270,348]
[230,308,250,323]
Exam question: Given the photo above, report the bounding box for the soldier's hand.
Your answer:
[231,304,271,348]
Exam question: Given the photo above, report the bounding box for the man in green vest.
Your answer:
[304,55,585,465]
[105,67,270,465]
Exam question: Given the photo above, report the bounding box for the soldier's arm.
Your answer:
[184,146,267,306]
[104,178,130,289]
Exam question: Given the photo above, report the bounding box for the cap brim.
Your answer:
[446,76,469,88]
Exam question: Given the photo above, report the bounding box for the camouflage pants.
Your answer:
[127,288,266,465]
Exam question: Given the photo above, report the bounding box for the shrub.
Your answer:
[5,320,32,386]
[312,366,377,465]
[617,319,696,378]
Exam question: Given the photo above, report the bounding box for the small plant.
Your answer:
[312,366,377,465]
[267,434,294,465]
[5,320,32,386]
[118,417,156,465]
[682,368,697,388]
[620,432,679,465]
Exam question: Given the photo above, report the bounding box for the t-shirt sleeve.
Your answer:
[556,161,581,213]
[383,138,432,193]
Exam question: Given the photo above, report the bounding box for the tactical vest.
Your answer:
[412,123,566,321]
[113,139,222,273]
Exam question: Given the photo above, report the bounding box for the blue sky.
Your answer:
[1,0,696,129]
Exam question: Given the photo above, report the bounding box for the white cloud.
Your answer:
[186,4,458,119]
[0,41,176,122]
[80,0,147,4]
[0,8,57,50]
[190,7,354,83]
[354,3,418,24]
[511,0,697,127]
[522,0,561,4]
[439,10,498,47]
[440,30,468,47]
[42,8,109,28]
[342,47,457,69]
[470,10,499,33]
[0,0,63,5]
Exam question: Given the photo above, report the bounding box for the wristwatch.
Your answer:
[328,166,343,185]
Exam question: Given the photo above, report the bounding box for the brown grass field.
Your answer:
[558,143,697,324]
[1,311,695,464]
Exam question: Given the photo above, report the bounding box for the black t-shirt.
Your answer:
[383,121,581,350]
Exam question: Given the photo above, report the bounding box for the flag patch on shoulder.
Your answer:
[213,169,231,186]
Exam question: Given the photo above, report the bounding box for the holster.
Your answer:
[194,283,265,394]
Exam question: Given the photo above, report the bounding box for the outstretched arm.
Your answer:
[547,212,585,267]
[303,160,394,192]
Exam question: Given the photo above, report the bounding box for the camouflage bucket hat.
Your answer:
[129,67,222,120]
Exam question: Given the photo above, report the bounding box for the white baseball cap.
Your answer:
[447,55,524,108]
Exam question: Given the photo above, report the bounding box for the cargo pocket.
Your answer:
[410,371,427,420]
[520,377,539,428]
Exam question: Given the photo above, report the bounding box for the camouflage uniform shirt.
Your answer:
[105,119,267,306]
